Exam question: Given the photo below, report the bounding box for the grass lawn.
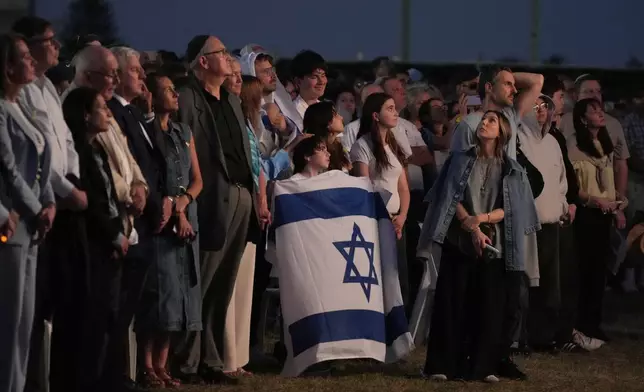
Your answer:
[173,337,644,392]
[173,291,644,392]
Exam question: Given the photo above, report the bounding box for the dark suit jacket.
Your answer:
[177,75,258,251]
[107,98,166,238]
[78,142,125,253]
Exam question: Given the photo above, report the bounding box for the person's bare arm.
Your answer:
[185,135,203,200]
[430,126,454,151]
[397,170,410,220]
[513,72,545,117]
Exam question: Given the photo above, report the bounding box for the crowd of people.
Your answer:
[1,14,643,392]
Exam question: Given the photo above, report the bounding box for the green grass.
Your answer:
[172,291,644,391]
[172,337,644,392]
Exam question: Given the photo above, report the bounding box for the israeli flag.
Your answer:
[269,170,414,376]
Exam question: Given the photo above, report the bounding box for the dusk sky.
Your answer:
[35,0,642,68]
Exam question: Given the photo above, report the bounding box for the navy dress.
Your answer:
[136,121,201,332]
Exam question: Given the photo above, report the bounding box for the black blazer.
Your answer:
[177,75,258,251]
[78,142,125,252]
[108,98,166,238]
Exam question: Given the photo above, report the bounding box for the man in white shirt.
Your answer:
[12,16,89,392]
[342,82,413,159]
[14,17,87,210]
[290,50,328,119]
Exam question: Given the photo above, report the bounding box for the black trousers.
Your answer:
[24,210,91,392]
[103,239,152,384]
[397,226,409,312]
[249,232,272,349]
[574,207,612,338]
[528,223,561,345]
[554,224,580,343]
[77,245,124,392]
[405,190,427,318]
[424,243,521,380]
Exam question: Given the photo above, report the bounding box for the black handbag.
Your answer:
[516,135,544,198]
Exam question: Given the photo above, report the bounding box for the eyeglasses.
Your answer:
[202,48,229,58]
[257,66,276,77]
[30,35,60,47]
[88,70,119,81]
[533,102,548,112]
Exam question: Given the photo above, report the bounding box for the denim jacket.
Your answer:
[416,147,541,271]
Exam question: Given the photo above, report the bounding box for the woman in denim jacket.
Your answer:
[418,111,540,383]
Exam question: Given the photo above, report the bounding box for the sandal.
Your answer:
[138,368,165,389]
[223,368,253,377]
[156,367,181,388]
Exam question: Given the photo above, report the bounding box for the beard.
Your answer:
[263,84,277,96]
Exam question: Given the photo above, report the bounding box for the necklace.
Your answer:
[479,158,494,194]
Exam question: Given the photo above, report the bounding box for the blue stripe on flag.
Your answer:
[273,187,388,229]
[288,307,409,357]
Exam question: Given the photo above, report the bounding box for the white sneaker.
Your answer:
[421,371,447,382]
[483,375,500,383]
[572,329,605,351]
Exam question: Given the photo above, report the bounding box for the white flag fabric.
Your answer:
[269,170,414,376]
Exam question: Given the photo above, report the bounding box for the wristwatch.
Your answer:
[184,192,194,204]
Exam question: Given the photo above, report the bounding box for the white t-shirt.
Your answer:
[342,118,413,160]
[350,135,404,214]
[293,95,319,120]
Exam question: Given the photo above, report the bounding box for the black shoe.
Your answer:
[198,367,240,385]
[510,343,532,357]
[555,341,588,353]
[174,372,205,385]
[498,357,528,381]
[272,341,287,365]
[302,361,333,376]
[106,376,149,392]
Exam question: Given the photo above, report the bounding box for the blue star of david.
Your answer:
[333,223,379,301]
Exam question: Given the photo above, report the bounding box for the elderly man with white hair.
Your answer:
[104,45,169,392]
[64,45,148,233]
